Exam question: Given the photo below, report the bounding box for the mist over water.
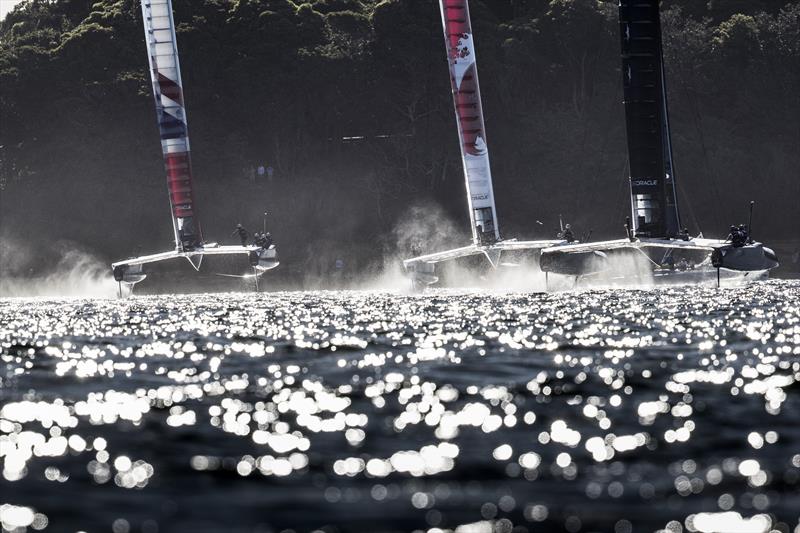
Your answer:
[0,237,117,298]
[1,281,798,532]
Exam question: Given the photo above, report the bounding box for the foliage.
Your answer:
[0,0,798,272]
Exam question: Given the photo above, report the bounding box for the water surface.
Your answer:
[1,281,799,532]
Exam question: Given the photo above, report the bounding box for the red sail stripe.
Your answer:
[164,151,196,218]
[442,0,484,157]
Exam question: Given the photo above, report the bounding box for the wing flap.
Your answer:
[403,245,482,268]
[493,239,564,251]
[541,238,723,256]
[112,250,182,269]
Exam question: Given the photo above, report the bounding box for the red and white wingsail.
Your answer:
[141,0,201,251]
[440,0,499,246]
[402,0,562,288]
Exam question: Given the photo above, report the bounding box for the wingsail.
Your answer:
[619,0,681,238]
[111,0,279,294]
[440,0,499,246]
[539,0,779,285]
[402,0,561,288]
[141,0,201,251]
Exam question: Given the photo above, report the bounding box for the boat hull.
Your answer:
[540,239,777,287]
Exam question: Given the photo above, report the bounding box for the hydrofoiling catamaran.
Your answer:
[403,0,562,288]
[539,0,778,286]
[111,0,277,294]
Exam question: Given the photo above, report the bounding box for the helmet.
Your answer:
[565,224,571,229]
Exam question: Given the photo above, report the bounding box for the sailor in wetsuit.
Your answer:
[232,224,249,246]
[737,224,750,245]
[252,232,273,249]
[560,224,576,243]
[727,225,748,247]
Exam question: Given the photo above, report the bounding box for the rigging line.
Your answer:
[588,74,622,208]
[676,176,702,235]
[633,247,662,268]
[573,51,599,215]
[613,154,630,232]
[426,1,437,187]
[683,85,723,233]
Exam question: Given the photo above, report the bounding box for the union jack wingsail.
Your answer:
[141,0,201,251]
[440,0,499,246]
[111,0,279,295]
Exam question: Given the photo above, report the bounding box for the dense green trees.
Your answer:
[1,0,798,279]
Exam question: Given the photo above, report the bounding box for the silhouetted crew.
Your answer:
[263,232,273,249]
[561,224,576,243]
[679,228,690,241]
[727,225,747,247]
[736,224,749,246]
[232,224,249,246]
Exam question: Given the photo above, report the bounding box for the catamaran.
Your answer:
[402,0,563,289]
[111,0,278,295]
[539,0,778,287]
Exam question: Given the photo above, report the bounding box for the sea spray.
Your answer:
[0,237,116,298]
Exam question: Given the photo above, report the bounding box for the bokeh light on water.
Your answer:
[1,281,799,532]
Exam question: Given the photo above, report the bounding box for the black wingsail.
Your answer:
[618,0,681,239]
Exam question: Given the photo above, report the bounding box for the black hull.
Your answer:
[541,242,777,280]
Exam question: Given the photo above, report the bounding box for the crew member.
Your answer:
[232,224,249,246]
[737,224,749,246]
[560,224,576,243]
[727,225,747,247]
[263,232,273,249]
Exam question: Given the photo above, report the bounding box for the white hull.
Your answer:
[404,238,564,289]
[112,243,278,295]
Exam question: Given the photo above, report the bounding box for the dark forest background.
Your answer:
[1,0,799,283]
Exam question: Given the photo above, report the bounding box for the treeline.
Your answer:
[1,0,798,279]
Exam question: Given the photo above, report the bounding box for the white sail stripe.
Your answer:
[159,94,185,111]
[141,0,194,249]
[151,29,172,41]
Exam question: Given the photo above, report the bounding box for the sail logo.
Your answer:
[632,179,658,186]
[472,135,488,156]
[451,32,475,90]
